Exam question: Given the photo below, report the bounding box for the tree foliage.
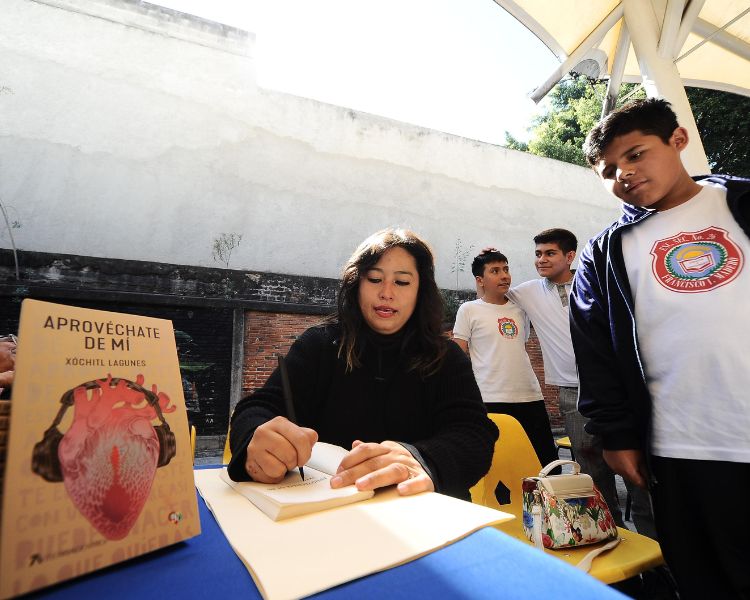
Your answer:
[507,74,750,177]
[505,76,639,167]
[685,87,750,177]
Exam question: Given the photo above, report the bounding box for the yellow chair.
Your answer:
[555,435,574,459]
[190,425,196,464]
[222,430,232,465]
[471,414,664,584]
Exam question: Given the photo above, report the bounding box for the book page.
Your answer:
[219,466,373,520]
[307,441,350,475]
[197,468,514,600]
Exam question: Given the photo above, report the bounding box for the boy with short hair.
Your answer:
[453,250,557,469]
[571,97,750,596]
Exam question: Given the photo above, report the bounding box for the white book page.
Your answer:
[307,441,350,475]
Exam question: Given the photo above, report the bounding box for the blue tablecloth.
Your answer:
[34,482,625,599]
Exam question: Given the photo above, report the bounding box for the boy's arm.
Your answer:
[504,286,519,305]
[569,242,643,451]
[453,338,469,354]
[521,308,531,343]
[452,303,471,355]
[603,449,648,489]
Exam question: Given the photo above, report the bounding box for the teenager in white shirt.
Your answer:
[506,229,655,538]
[453,250,557,470]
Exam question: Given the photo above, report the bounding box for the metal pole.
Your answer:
[623,0,711,175]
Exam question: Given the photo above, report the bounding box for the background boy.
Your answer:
[453,250,557,469]
[571,97,750,596]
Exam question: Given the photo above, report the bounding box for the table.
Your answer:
[35,484,625,599]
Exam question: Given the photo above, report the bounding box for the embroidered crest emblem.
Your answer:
[650,226,744,293]
[497,317,518,338]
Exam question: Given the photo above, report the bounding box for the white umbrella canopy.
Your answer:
[495,0,750,173]
[497,0,750,98]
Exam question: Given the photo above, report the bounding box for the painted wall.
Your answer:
[0,0,620,289]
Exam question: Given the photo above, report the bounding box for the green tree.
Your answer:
[506,76,643,167]
[685,87,750,176]
[507,75,749,177]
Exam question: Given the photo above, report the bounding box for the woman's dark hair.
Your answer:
[336,228,447,376]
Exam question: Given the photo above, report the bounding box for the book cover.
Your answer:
[0,300,201,598]
[219,442,374,520]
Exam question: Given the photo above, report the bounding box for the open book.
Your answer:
[219,442,374,520]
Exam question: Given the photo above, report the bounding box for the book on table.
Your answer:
[0,299,201,600]
[220,441,374,520]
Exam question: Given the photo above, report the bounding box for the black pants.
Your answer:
[485,400,559,469]
[651,455,750,599]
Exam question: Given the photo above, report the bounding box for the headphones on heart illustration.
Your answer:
[31,377,177,483]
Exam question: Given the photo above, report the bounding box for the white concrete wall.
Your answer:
[0,0,620,289]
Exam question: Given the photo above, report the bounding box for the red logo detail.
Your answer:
[650,226,743,293]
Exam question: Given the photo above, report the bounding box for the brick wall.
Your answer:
[242,311,324,395]
[526,327,563,430]
[0,251,563,438]
[241,309,564,431]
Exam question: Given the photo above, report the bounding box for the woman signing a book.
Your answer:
[227,228,498,500]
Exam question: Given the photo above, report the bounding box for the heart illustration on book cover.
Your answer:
[31,375,177,540]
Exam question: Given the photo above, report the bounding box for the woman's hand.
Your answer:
[330,440,434,496]
[245,416,318,483]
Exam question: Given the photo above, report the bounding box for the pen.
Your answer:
[278,354,305,481]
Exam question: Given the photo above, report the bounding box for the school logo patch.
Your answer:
[497,317,518,338]
[650,226,744,293]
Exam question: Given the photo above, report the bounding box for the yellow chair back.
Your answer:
[190,425,196,464]
[470,413,541,516]
[223,431,232,465]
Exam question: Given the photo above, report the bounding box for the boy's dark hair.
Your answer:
[583,98,679,166]
[533,228,578,254]
[471,250,508,277]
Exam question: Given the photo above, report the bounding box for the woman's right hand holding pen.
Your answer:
[244,416,318,483]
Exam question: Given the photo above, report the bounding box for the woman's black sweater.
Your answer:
[227,323,497,500]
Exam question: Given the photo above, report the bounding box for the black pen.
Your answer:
[278,354,305,481]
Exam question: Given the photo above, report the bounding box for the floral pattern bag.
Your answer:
[522,459,618,549]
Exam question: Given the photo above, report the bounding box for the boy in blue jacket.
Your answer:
[570,98,750,598]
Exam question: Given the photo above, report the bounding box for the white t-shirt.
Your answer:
[507,278,578,387]
[621,182,750,462]
[453,298,543,404]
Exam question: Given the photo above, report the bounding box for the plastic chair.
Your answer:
[555,435,575,460]
[222,430,232,465]
[471,413,664,584]
[190,425,196,464]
